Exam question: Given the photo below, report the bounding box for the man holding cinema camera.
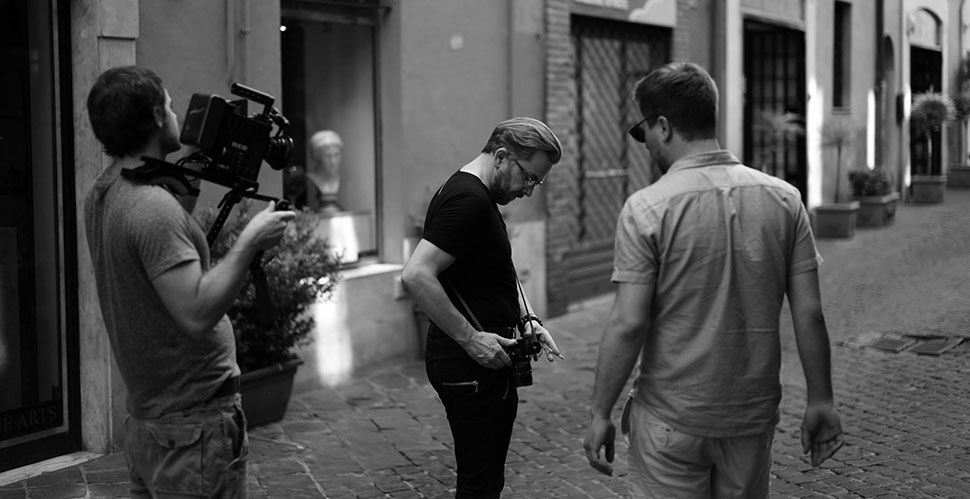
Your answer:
[84,65,294,498]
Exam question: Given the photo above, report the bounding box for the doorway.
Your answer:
[910,46,943,175]
[564,15,670,304]
[743,20,808,200]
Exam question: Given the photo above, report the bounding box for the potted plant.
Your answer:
[753,110,806,176]
[814,116,860,238]
[949,56,970,187]
[910,91,955,202]
[196,200,341,427]
[949,88,970,187]
[848,167,899,227]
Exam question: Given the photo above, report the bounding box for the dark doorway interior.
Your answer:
[743,20,808,202]
[910,46,943,175]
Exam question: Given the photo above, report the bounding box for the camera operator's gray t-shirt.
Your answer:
[85,168,238,420]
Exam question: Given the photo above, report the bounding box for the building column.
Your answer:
[715,0,743,157]
[72,0,139,453]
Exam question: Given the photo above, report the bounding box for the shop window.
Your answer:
[0,0,79,471]
[833,1,851,109]
[280,3,381,264]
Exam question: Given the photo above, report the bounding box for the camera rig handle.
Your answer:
[231,83,274,106]
[208,183,291,330]
[245,197,291,329]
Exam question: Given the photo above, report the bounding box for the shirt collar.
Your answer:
[667,150,741,174]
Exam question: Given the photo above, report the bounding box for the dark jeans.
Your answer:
[427,357,518,499]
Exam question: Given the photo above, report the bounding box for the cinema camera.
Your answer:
[179,83,294,190]
[122,83,294,247]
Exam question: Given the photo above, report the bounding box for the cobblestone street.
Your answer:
[8,189,970,498]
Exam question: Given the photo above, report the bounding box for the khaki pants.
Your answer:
[124,393,249,498]
[624,398,774,499]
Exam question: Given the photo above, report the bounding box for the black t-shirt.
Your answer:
[423,171,519,360]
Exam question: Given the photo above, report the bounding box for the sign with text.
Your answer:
[0,400,63,442]
[572,0,676,28]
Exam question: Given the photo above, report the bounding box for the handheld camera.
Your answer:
[505,323,542,387]
[179,83,294,191]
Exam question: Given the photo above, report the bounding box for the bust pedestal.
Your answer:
[313,211,374,263]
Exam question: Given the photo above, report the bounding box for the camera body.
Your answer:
[505,324,542,387]
[179,83,293,190]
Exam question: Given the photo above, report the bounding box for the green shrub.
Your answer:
[952,90,970,123]
[848,168,894,197]
[820,116,856,203]
[911,92,955,136]
[195,200,341,372]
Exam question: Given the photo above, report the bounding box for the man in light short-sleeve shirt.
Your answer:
[584,62,843,499]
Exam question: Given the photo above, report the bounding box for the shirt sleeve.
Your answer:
[128,188,201,280]
[789,197,823,275]
[612,196,660,285]
[423,191,490,260]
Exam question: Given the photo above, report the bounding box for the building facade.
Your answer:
[0,0,557,474]
[1,0,967,478]
[544,0,966,314]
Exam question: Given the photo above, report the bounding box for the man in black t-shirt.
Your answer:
[402,117,564,498]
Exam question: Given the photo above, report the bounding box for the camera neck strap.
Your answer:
[430,180,533,335]
[440,273,531,337]
[441,275,484,331]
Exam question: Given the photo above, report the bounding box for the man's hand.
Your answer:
[240,201,296,251]
[801,401,844,467]
[461,331,515,369]
[522,322,564,362]
[584,413,616,476]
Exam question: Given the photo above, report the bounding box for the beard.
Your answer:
[490,167,518,205]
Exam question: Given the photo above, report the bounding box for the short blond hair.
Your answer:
[481,117,562,164]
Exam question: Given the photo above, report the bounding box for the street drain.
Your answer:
[868,337,916,353]
[866,334,965,356]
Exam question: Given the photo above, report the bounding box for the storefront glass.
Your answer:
[0,0,78,472]
[281,1,381,264]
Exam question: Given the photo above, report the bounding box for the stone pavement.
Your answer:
[9,188,970,498]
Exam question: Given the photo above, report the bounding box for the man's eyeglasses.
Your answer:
[512,158,544,186]
[628,116,651,143]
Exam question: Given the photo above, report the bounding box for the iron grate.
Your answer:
[865,334,965,356]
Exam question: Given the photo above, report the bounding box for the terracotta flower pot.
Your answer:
[948,165,970,188]
[814,201,860,238]
[240,357,304,428]
[911,175,946,204]
[853,192,899,227]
